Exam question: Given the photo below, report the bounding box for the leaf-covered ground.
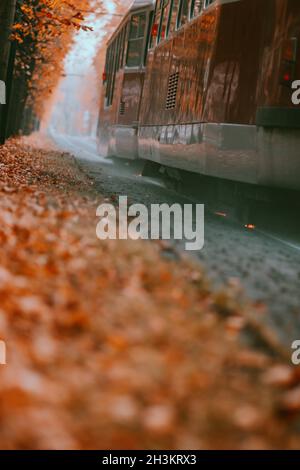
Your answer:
[0,138,300,449]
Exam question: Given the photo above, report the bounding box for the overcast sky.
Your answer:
[64,0,117,75]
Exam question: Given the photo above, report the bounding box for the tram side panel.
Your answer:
[138,0,300,190]
[97,71,123,157]
[199,0,264,185]
[113,70,145,159]
[138,1,261,183]
[256,0,300,190]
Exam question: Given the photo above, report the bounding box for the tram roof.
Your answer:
[129,0,155,10]
[107,0,155,45]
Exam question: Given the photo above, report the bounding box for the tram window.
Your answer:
[167,0,180,36]
[130,14,139,37]
[138,14,147,37]
[121,23,129,68]
[149,2,161,49]
[106,40,117,106]
[105,45,112,101]
[144,11,154,62]
[204,0,215,6]
[118,28,124,69]
[177,0,190,28]
[115,34,121,71]
[104,47,110,77]
[117,25,127,70]
[126,12,147,67]
[158,0,171,42]
[190,0,204,17]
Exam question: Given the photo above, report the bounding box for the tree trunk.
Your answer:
[0,0,17,144]
[0,0,16,82]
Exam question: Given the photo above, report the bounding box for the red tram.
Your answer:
[97,0,300,190]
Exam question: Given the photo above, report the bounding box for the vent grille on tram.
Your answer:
[165,72,179,110]
[119,100,126,115]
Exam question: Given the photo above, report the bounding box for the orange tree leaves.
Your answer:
[11,0,95,120]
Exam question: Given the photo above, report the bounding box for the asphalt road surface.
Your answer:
[51,132,300,348]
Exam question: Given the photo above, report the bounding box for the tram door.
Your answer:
[118,11,149,127]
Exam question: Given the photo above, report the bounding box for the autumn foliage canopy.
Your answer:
[11,0,94,121]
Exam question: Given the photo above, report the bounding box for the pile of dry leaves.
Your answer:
[0,137,299,449]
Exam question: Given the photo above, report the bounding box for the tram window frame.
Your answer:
[104,11,149,107]
[117,25,127,70]
[105,44,111,106]
[177,0,191,29]
[121,22,129,69]
[149,0,182,48]
[105,44,112,105]
[115,33,121,71]
[203,0,216,8]
[190,0,204,18]
[104,47,110,78]
[106,38,118,106]
[118,28,124,70]
[149,1,161,49]
[144,10,154,63]
[158,0,171,43]
[147,0,215,52]
[126,12,147,68]
[166,0,180,37]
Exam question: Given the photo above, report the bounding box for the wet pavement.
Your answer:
[51,133,300,348]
